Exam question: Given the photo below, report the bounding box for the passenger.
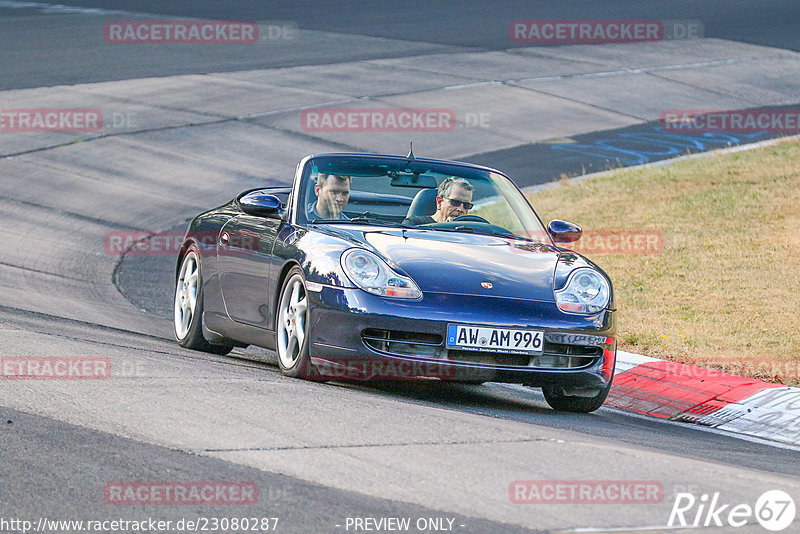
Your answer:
[308,173,351,220]
[406,176,474,225]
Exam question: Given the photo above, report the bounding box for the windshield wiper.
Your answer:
[419,224,535,241]
[312,214,413,228]
[474,228,535,241]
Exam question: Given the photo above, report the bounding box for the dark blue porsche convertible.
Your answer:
[173,152,616,412]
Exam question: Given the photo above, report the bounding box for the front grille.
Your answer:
[362,329,602,370]
[537,341,602,368]
[448,342,601,368]
[362,329,444,358]
[544,342,603,357]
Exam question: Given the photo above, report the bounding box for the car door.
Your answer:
[217,214,282,329]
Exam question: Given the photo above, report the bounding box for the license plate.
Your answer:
[446,324,544,354]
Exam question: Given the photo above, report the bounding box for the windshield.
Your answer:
[297,155,550,243]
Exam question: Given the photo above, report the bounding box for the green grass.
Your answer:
[527,139,800,385]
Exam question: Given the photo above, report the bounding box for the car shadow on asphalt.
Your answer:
[332,378,560,415]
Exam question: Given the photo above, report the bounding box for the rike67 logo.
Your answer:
[669,490,796,531]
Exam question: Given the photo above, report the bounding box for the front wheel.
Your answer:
[542,381,612,413]
[174,247,233,355]
[275,267,320,379]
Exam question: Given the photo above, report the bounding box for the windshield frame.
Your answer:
[294,153,552,244]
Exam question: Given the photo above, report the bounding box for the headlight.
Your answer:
[341,249,421,299]
[555,268,610,314]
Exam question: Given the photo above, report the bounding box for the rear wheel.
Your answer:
[276,267,320,379]
[542,381,612,413]
[174,247,233,355]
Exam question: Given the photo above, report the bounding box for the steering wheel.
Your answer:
[452,215,490,224]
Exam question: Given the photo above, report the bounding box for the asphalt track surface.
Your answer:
[1,2,800,533]
[2,1,799,89]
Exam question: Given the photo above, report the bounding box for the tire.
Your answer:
[275,266,320,379]
[542,380,612,413]
[174,246,233,355]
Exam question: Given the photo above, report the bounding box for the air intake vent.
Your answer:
[362,329,444,358]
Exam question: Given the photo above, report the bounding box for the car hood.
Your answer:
[360,228,559,300]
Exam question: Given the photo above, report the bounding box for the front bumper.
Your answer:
[307,286,616,390]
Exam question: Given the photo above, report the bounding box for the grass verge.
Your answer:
[527,138,800,385]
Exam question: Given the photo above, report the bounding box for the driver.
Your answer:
[308,173,351,220]
[406,176,474,224]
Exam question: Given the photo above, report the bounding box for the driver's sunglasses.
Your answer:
[443,197,474,210]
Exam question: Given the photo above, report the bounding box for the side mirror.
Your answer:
[239,192,284,218]
[548,219,582,243]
